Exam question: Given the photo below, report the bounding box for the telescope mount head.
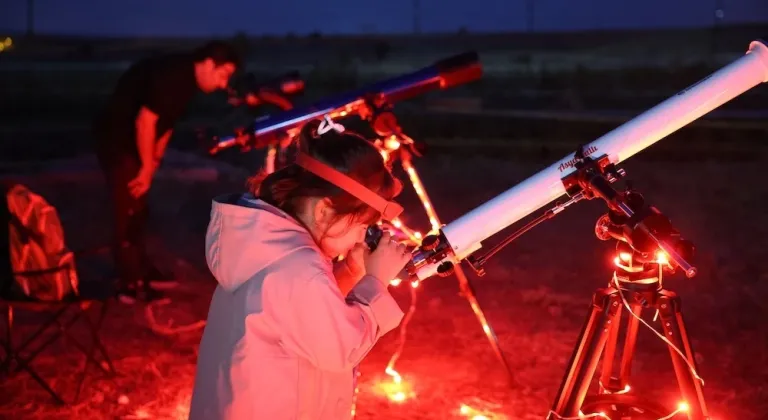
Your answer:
[560,144,697,280]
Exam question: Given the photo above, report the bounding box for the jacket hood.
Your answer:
[204,193,320,292]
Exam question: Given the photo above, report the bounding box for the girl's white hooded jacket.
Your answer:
[188,193,404,420]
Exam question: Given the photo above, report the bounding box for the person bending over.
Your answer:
[92,41,241,303]
[189,116,410,419]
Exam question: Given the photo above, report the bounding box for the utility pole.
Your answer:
[712,0,724,57]
[526,0,534,33]
[413,0,421,34]
[27,0,35,37]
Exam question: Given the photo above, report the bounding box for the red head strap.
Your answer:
[295,153,404,221]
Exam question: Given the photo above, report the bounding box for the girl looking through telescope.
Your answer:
[189,116,410,420]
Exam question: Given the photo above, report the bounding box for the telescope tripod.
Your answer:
[548,238,709,420]
[378,139,516,385]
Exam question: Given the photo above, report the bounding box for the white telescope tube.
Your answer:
[416,40,768,280]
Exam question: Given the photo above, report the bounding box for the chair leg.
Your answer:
[16,360,66,405]
[71,301,116,377]
[91,300,116,375]
[73,300,116,403]
[14,308,81,376]
[4,306,70,374]
[0,301,115,405]
[1,305,67,405]
[2,305,12,374]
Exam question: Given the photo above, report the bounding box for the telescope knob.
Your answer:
[372,111,400,137]
[436,261,455,277]
[594,214,613,241]
[421,235,440,251]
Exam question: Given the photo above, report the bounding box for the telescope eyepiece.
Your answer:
[365,225,384,251]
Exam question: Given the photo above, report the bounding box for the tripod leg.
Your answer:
[454,265,516,385]
[598,301,643,394]
[398,158,515,383]
[616,303,643,390]
[657,291,709,420]
[598,301,622,393]
[548,288,622,419]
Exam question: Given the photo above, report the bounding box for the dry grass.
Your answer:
[1,150,767,419]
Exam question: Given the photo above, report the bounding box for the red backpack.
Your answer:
[4,183,79,301]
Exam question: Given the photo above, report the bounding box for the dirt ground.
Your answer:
[1,149,767,420]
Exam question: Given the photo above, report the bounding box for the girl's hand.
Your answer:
[334,243,368,296]
[364,231,411,285]
[344,243,367,280]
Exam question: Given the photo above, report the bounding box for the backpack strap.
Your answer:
[0,182,14,297]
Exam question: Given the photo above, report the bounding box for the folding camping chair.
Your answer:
[0,182,116,404]
[0,273,116,404]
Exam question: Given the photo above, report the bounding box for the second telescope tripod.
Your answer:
[548,233,707,419]
[548,151,709,419]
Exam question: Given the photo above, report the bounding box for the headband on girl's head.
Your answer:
[295,152,404,221]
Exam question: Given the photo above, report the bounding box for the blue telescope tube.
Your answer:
[209,51,482,153]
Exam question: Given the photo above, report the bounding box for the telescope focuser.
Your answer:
[406,231,456,278]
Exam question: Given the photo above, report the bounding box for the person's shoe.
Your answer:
[147,277,180,290]
[116,288,138,305]
[145,265,179,290]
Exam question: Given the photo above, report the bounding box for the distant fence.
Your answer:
[417,106,768,131]
[0,49,744,76]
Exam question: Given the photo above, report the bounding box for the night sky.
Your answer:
[1,0,767,36]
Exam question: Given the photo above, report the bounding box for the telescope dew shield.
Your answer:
[435,51,484,89]
[384,51,483,103]
[274,71,305,95]
[235,70,305,96]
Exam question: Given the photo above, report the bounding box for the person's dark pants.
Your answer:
[97,152,150,292]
